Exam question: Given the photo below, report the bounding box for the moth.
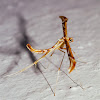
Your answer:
[26,16,76,73]
[7,16,83,96]
[8,16,76,75]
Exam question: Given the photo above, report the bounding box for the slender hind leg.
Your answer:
[54,49,65,96]
[37,62,55,95]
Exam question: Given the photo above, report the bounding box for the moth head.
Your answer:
[69,37,73,42]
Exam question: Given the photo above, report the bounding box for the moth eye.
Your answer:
[69,38,73,42]
[70,39,72,41]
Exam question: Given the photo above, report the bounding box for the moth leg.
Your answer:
[54,49,65,96]
[58,49,66,69]
[37,62,55,95]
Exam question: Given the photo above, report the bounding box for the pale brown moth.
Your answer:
[7,16,76,75]
[7,16,81,95]
[26,16,76,73]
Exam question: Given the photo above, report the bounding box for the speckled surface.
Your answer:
[0,0,100,100]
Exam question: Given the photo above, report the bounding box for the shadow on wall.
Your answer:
[0,13,40,77]
[17,13,40,74]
